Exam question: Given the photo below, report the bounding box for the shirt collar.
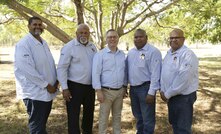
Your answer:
[168,45,186,55]
[104,46,120,54]
[135,43,149,51]
[28,33,45,45]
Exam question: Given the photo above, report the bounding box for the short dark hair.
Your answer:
[135,28,147,37]
[106,29,117,35]
[28,16,42,25]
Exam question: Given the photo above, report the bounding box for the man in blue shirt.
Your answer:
[92,29,127,134]
[160,28,198,134]
[127,29,162,134]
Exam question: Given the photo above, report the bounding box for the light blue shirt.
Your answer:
[14,33,57,101]
[161,45,199,99]
[127,44,162,95]
[92,47,126,90]
[57,39,97,90]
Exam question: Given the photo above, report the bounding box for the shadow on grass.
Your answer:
[0,56,221,133]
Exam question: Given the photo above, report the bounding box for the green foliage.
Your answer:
[1,0,221,45]
[157,0,221,44]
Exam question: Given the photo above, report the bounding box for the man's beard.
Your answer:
[79,37,88,45]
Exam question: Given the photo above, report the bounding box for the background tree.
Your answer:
[0,0,180,48]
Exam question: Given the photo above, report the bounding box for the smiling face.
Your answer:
[169,29,185,52]
[134,29,148,50]
[106,30,119,48]
[28,19,44,37]
[76,24,90,45]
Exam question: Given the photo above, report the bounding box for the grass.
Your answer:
[0,57,221,134]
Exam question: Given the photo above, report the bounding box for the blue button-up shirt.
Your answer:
[127,44,162,95]
[92,47,126,90]
[57,39,97,90]
[161,45,199,99]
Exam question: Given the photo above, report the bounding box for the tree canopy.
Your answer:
[0,0,221,48]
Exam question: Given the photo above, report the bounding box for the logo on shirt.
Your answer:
[140,53,145,60]
[91,48,96,52]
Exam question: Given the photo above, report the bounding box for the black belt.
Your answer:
[130,81,151,88]
[102,86,122,90]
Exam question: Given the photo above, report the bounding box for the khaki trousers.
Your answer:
[98,88,125,134]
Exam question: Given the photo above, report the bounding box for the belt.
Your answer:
[130,81,151,88]
[102,86,122,90]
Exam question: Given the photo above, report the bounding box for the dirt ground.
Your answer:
[0,45,221,134]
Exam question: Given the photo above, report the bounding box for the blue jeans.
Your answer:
[130,82,155,134]
[168,91,197,134]
[23,99,52,134]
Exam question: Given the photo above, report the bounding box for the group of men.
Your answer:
[14,16,198,134]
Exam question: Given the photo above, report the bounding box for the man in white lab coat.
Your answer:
[14,16,58,134]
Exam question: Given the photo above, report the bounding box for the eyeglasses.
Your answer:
[107,36,118,39]
[168,37,184,41]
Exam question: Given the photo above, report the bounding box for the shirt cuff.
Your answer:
[61,83,68,90]
[164,92,172,99]
[94,87,101,90]
[148,89,156,96]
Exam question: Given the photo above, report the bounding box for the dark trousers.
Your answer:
[67,81,95,134]
[23,99,52,134]
[168,91,197,134]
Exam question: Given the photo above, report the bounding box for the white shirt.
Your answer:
[127,44,162,95]
[92,47,126,90]
[14,33,57,102]
[57,39,97,90]
[161,45,199,99]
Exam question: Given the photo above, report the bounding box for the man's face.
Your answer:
[76,26,90,45]
[134,31,147,50]
[106,31,119,48]
[28,19,44,36]
[169,30,185,52]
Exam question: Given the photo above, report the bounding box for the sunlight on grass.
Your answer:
[0,57,220,133]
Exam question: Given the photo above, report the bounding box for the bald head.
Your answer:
[77,24,89,32]
[76,24,90,45]
[169,28,185,52]
[170,28,184,38]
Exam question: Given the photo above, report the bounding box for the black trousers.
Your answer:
[67,80,95,134]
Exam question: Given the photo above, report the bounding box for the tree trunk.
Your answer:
[6,0,71,43]
[73,0,84,24]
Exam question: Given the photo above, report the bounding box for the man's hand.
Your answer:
[46,84,57,93]
[96,90,104,103]
[62,89,72,102]
[160,92,168,102]
[146,94,155,104]
[54,80,59,89]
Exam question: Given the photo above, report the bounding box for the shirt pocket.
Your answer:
[72,56,80,63]
[137,53,149,68]
[170,56,180,72]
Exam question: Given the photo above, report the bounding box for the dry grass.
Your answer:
[0,57,221,134]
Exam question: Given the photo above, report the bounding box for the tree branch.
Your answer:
[123,0,180,35]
